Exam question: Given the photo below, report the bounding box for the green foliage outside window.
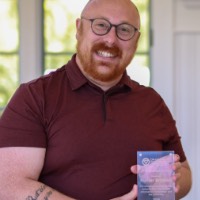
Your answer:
[44,0,83,71]
[0,1,19,113]
[134,0,150,53]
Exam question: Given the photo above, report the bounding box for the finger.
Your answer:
[110,184,138,200]
[118,184,138,200]
[174,154,180,162]
[172,161,182,171]
[172,171,181,194]
[130,165,138,174]
[174,183,180,193]
[173,171,181,182]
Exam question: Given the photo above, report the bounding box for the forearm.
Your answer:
[1,179,75,200]
[25,183,75,200]
[1,179,139,200]
[175,165,192,200]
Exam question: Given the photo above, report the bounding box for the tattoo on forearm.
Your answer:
[43,190,53,200]
[26,185,46,200]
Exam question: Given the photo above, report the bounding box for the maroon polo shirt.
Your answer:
[0,54,186,200]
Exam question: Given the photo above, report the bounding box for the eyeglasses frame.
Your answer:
[81,17,139,41]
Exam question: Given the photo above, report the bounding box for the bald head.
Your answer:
[81,0,140,29]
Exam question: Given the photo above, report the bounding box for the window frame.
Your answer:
[0,0,151,114]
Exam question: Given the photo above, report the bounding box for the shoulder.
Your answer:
[4,65,69,117]
[127,80,171,117]
[129,80,162,102]
[24,65,67,90]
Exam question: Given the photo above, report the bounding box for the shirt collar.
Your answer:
[65,54,88,90]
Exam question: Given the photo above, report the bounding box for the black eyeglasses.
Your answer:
[81,17,138,41]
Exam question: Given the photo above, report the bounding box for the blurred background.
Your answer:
[0,0,199,199]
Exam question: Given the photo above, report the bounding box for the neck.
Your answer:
[86,75,122,91]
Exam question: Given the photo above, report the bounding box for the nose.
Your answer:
[102,26,118,45]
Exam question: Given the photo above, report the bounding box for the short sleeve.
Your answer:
[0,84,47,148]
[161,100,186,162]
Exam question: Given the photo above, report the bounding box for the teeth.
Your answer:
[97,51,115,58]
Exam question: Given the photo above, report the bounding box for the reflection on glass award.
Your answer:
[137,151,175,200]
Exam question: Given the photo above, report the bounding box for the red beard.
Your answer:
[77,42,126,82]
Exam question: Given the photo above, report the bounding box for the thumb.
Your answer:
[121,184,138,200]
[132,184,138,199]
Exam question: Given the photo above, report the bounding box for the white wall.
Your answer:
[18,0,43,83]
[151,0,200,199]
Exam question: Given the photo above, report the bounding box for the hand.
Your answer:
[172,154,182,194]
[131,154,181,195]
[110,184,138,200]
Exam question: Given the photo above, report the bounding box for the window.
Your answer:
[0,0,150,115]
[0,1,19,114]
[43,0,150,85]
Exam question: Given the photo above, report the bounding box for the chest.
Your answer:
[43,91,166,170]
[40,90,167,198]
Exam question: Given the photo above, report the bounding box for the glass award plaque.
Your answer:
[137,151,175,200]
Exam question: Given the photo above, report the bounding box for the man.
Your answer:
[0,0,192,199]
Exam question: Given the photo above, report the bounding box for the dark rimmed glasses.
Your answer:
[81,17,139,41]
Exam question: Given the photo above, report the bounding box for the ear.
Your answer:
[76,18,81,40]
[135,31,141,43]
[133,31,141,50]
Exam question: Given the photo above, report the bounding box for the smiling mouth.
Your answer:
[92,42,121,59]
[97,50,116,58]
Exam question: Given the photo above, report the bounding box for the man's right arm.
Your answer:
[0,147,75,200]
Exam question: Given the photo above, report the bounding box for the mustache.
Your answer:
[92,42,122,56]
